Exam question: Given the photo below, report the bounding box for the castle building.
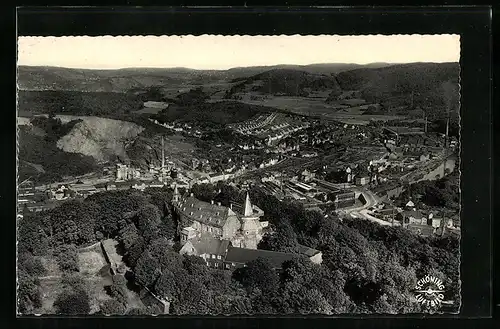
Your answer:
[172,187,268,249]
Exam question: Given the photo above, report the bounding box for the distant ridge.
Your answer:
[18,62,396,72]
[17,63,396,92]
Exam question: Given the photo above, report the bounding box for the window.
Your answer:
[214,263,219,268]
[211,255,215,259]
[225,264,230,269]
[217,255,221,260]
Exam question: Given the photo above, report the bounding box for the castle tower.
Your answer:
[237,192,263,249]
[243,192,253,217]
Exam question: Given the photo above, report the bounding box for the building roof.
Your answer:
[376,208,396,216]
[190,236,231,256]
[176,196,235,228]
[297,244,321,257]
[224,246,301,269]
[404,210,424,219]
[385,126,425,135]
[243,192,253,217]
[407,223,435,236]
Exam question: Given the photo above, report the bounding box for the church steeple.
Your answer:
[172,184,180,203]
[243,192,253,217]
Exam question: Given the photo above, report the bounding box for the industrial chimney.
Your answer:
[161,135,165,169]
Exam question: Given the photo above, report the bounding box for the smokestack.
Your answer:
[161,136,165,169]
[445,117,450,148]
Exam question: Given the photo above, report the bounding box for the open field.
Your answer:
[78,243,108,276]
[225,95,405,123]
[135,107,165,115]
[34,242,144,314]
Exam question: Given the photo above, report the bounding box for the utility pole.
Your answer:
[422,109,428,134]
[391,205,395,227]
[161,135,165,170]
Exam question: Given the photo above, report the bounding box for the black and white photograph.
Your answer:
[16,34,461,316]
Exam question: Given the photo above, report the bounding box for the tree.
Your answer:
[174,278,211,315]
[154,270,178,301]
[311,269,353,313]
[125,236,146,268]
[182,255,209,276]
[86,190,150,238]
[258,222,300,253]
[18,253,46,277]
[108,275,128,306]
[17,271,42,314]
[233,257,280,294]
[49,199,100,246]
[100,298,126,315]
[135,204,163,243]
[18,213,50,255]
[280,282,333,314]
[134,251,161,289]
[190,183,217,202]
[119,223,140,251]
[55,244,79,273]
[126,305,162,315]
[281,256,318,285]
[53,288,91,315]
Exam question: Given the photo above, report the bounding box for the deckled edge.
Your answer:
[456,33,462,315]
[14,32,463,316]
[15,9,20,316]
[18,34,462,37]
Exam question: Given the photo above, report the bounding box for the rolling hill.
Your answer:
[335,62,460,116]
[18,90,144,116]
[17,66,200,92]
[225,69,342,98]
[17,63,393,93]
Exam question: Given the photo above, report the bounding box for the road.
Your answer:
[345,188,379,213]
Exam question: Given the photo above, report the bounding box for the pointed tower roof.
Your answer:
[172,184,180,202]
[243,192,253,217]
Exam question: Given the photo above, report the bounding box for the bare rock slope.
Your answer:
[56,117,144,162]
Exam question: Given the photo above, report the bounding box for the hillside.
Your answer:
[225,69,342,98]
[224,62,392,77]
[56,117,144,163]
[152,100,276,125]
[18,120,99,183]
[17,66,191,92]
[18,90,144,116]
[335,62,460,119]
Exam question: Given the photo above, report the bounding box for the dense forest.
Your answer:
[395,172,460,213]
[336,63,460,121]
[152,100,274,125]
[18,183,460,315]
[18,90,144,116]
[226,69,341,98]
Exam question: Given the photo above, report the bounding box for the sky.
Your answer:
[17,35,460,70]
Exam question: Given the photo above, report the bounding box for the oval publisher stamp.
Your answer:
[414,275,446,309]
